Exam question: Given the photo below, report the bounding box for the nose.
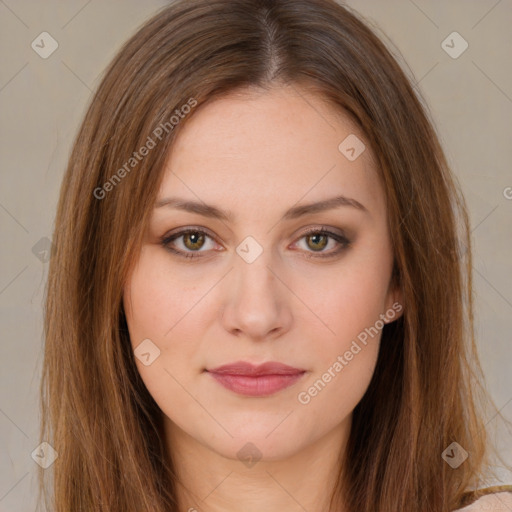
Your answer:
[220,251,293,342]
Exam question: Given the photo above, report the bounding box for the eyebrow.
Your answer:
[154,195,369,222]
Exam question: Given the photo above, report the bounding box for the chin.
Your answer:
[210,433,306,465]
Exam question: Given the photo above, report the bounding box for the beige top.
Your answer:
[455,486,512,511]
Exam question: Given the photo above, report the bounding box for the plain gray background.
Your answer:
[1,1,511,510]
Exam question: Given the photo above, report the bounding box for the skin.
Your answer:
[123,84,403,512]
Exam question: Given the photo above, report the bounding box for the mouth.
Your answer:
[205,361,307,397]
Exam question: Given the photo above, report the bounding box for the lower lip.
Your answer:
[207,372,305,397]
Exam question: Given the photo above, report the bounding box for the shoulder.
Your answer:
[455,486,512,511]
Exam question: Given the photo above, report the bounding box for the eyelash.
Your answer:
[160,226,351,261]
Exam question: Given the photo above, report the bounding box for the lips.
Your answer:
[206,361,306,397]
[209,361,305,376]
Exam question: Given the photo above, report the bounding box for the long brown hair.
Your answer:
[39,0,509,510]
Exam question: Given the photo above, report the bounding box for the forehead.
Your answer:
[158,85,385,222]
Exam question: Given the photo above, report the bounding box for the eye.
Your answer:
[292,226,351,259]
[161,226,351,260]
[161,228,219,259]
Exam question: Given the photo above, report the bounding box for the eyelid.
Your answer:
[296,225,347,239]
[161,226,222,256]
[162,225,217,241]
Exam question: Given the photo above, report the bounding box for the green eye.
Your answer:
[161,227,351,260]
[295,227,351,259]
[162,228,215,259]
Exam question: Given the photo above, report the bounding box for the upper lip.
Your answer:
[207,361,305,376]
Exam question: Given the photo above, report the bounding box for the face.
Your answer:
[123,84,403,463]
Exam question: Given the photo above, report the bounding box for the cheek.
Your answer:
[293,252,392,352]
[123,248,211,345]
[122,254,209,422]
[293,269,385,424]
[123,248,223,398]
[290,246,390,409]
[294,341,379,440]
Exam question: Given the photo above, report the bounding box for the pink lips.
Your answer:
[206,361,306,397]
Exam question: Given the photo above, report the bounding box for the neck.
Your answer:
[163,415,351,512]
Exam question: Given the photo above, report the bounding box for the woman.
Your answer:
[39,0,512,510]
